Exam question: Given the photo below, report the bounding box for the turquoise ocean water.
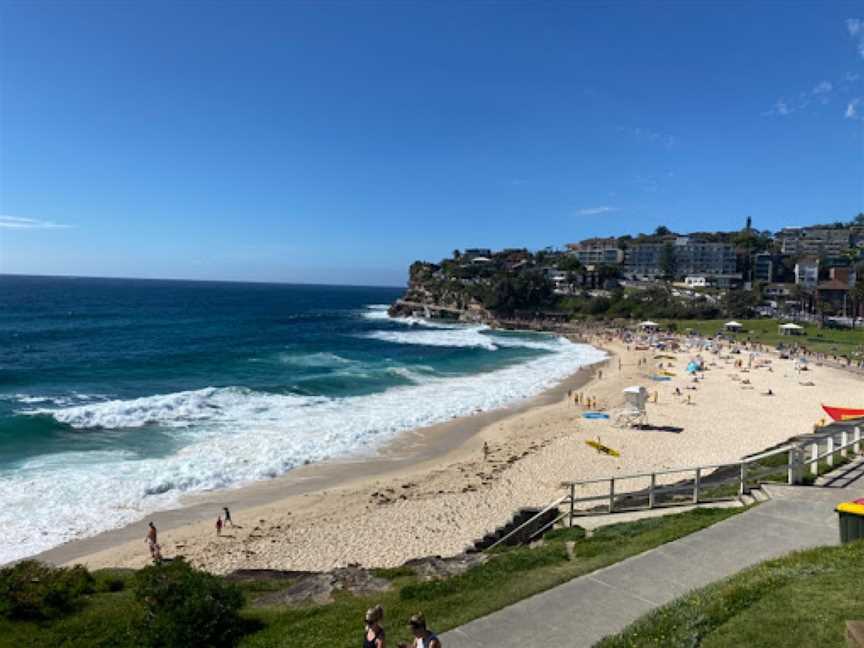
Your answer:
[0,275,604,562]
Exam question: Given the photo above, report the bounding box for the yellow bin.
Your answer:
[836,498,864,544]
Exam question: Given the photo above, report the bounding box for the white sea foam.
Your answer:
[3,335,606,564]
[277,351,354,368]
[363,325,499,350]
[360,305,461,329]
[4,392,106,407]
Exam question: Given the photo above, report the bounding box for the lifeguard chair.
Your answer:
[613,386,648,428]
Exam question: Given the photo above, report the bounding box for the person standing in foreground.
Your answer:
[398,613,440,648]
[363,605,386,648]
[223,506,233,527]
[216,514,223,536]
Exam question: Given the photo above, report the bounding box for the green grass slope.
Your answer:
[597,540,864,648]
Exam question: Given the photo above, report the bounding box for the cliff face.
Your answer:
[388,261,492,323]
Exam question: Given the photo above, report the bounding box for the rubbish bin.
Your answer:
[836,498,864,544]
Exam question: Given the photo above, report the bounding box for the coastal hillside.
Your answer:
[389,217,864,325]
[388,246,727,324]
[388,249,564,323]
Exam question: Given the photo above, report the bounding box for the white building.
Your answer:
[794,259,819,288]
[685,275,707,288]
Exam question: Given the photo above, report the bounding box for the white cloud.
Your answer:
[577,206,619,216]
[764,99,792,116]
[813,81,833,95]
[848,18,864,58]
[846,98,862,120]
[0,215,72,230]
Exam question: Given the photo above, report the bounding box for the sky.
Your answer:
[1,1,863,286]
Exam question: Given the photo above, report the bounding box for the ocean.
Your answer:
[0,275,605,563]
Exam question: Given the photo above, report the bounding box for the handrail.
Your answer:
[564,462,738,487]
[485,494,570,552]
[804,437,862,465]
[482,428,861,554]
[742,445,794,463]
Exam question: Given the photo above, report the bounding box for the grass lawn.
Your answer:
[596,540,864,648]
[0,507,743,648]
[665,318,864,361]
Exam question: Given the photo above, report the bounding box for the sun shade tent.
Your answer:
[779,323,804,336]
[724,321,743,331]
[638,321,660,331]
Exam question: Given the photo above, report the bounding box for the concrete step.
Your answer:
[750,487,771,503]
[738,493,756,506]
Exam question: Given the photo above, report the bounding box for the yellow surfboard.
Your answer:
[585,439,621,458]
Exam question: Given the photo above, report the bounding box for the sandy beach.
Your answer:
[42,334,863,574]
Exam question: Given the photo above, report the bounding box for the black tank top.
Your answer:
[363,627,383,648]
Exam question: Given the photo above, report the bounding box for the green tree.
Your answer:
[557,255,583,272]
[724,289,759,318]
[654,225,671,237]
[659,242,677,279]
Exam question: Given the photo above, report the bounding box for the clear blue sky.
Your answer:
[1,1,863,286]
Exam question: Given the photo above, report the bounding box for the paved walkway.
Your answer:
[441,475,863,647]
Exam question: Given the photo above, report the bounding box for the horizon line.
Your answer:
[0,272,406,290]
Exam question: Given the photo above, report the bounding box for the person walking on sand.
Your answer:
[145,521,158,560]
[216,514,223,536]
[482,441,490,461]
[364,605,386,648]
[223,507,233,527]
[398,613,440,648]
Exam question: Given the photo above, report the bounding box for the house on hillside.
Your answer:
[566,238,624,266]
[815,268,857,315]
[778,227,851,257]
[794,258,819,288]
[685,275,707,288]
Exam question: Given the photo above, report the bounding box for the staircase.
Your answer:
[738,484,771,506]
[469,506,561,552]
[813,454,864,489]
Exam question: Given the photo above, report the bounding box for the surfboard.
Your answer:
[585,439,620,457]
[821,405,864,422]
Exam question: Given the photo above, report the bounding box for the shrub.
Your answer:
[133,559,245,648]
[93,569,129,593]
[0,560,94,620]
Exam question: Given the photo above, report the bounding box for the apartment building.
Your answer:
[778,227,850,257]
[623,237,737,278]
[566,238,624,266]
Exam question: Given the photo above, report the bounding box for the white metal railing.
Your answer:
[483,425,863,552]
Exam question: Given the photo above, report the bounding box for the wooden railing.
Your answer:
[485,424,863,551]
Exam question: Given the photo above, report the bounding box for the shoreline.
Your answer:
[35,330,864,575]
[32,353,606,568]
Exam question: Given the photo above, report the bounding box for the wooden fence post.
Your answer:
[841,431,848,458]
[569,483,575,528]
[739,463,746,496]
[787,446,802,485]
[827,436,834,468]
[693,468,701,504]
[855,427,861,455]
[811,443,819,477]
[608,478,615,513]
[649,473,656,509]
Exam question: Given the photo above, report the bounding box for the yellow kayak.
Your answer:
[585,439,621,457]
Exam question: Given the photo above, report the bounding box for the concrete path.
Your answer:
[441,482,863,647]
